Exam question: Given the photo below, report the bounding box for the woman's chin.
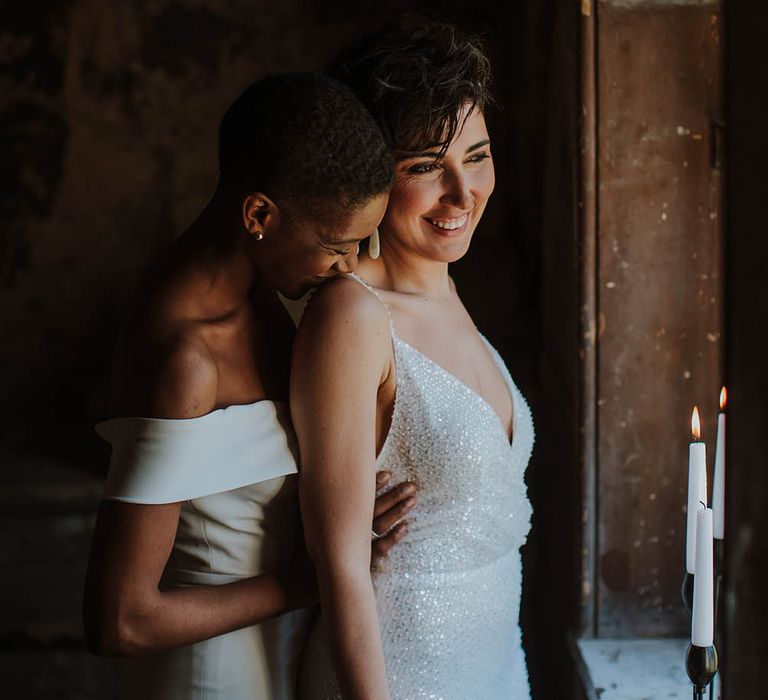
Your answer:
[416,218,477,262]
[430,231,476,262]
[423,239,473,265]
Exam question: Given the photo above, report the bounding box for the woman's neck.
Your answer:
[170,199,262,317]
[367,245,453,301]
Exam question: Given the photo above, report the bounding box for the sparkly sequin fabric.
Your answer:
[299,275,534,700]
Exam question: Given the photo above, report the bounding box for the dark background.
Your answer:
[0,1,566,462]
[0,1,581,698]
[6,1,766,699]
[724,0,768,695]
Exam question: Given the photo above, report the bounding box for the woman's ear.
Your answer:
[242,193,278,241]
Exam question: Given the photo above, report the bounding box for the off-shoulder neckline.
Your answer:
[97,399,287,429]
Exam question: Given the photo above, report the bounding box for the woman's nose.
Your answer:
[333,250,359,274]
[442,171,473,210]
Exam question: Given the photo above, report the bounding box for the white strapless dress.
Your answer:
[299,275,534,700]
[97,401,311,700]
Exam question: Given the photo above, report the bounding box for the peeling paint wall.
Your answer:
[594,0,724,637]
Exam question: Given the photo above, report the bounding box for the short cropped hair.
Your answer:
[333,15,494,154]
[218,72,394,220]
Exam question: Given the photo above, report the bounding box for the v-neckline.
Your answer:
[393,334,516,447]
[345,272,516,447]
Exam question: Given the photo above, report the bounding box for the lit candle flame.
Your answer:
[691,406,701,440]
[720,386,727,411]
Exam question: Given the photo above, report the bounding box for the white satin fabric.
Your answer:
[97,401,311,700]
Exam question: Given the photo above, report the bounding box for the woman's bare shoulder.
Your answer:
[299,274,391,338]
[109,324,218,419]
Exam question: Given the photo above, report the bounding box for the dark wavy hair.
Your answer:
[218,72,394,221]
[332,15,494,155]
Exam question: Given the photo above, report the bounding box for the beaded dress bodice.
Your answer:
[299,275,534,700]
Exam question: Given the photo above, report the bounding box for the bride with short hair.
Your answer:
[293,18,534,700]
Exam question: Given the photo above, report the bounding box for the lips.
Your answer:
[423,213,470,237]
[424,214,468,230]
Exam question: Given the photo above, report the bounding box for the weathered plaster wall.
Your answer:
[1,2,565,697]
[0,0,381,465]
[0,0,543,468]
[594,0,724,638]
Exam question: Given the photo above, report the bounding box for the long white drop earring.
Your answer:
[369,227,381,259]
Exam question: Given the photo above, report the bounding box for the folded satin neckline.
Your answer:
[96,401,299,504]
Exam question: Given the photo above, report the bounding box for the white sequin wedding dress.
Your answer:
[299,275,534,700]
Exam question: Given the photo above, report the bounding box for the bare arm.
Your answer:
[83,336,313,656]
[83,500,313,656]
[291,280,393,700]
[84,331,413,657]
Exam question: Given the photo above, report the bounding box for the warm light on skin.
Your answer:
[256,193,388,299]
[378,105,495,265]
[720,386,727,411]
[691,406,702,441]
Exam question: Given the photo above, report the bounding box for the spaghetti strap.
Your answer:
[299,283,534,700]
[346,272,387,305]
[346,272,396,337]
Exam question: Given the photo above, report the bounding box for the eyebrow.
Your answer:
[398,139,491,159]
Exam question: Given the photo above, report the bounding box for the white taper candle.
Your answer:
[712,388,726,540]
[691,505,714,646]
[686,439,707,574]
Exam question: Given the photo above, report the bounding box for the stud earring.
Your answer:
[369,227,381,259]
[253,232,264,241]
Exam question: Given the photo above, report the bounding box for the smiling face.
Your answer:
[379,106,495,264]
[254,192,389,299]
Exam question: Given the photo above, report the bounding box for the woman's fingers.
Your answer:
[372,493,416,536]
[372,479,417,519]
[370,476,417,563]
[372,521,408,561]
[376,470,391,490]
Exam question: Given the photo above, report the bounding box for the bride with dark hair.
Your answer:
[293,17,533,700]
